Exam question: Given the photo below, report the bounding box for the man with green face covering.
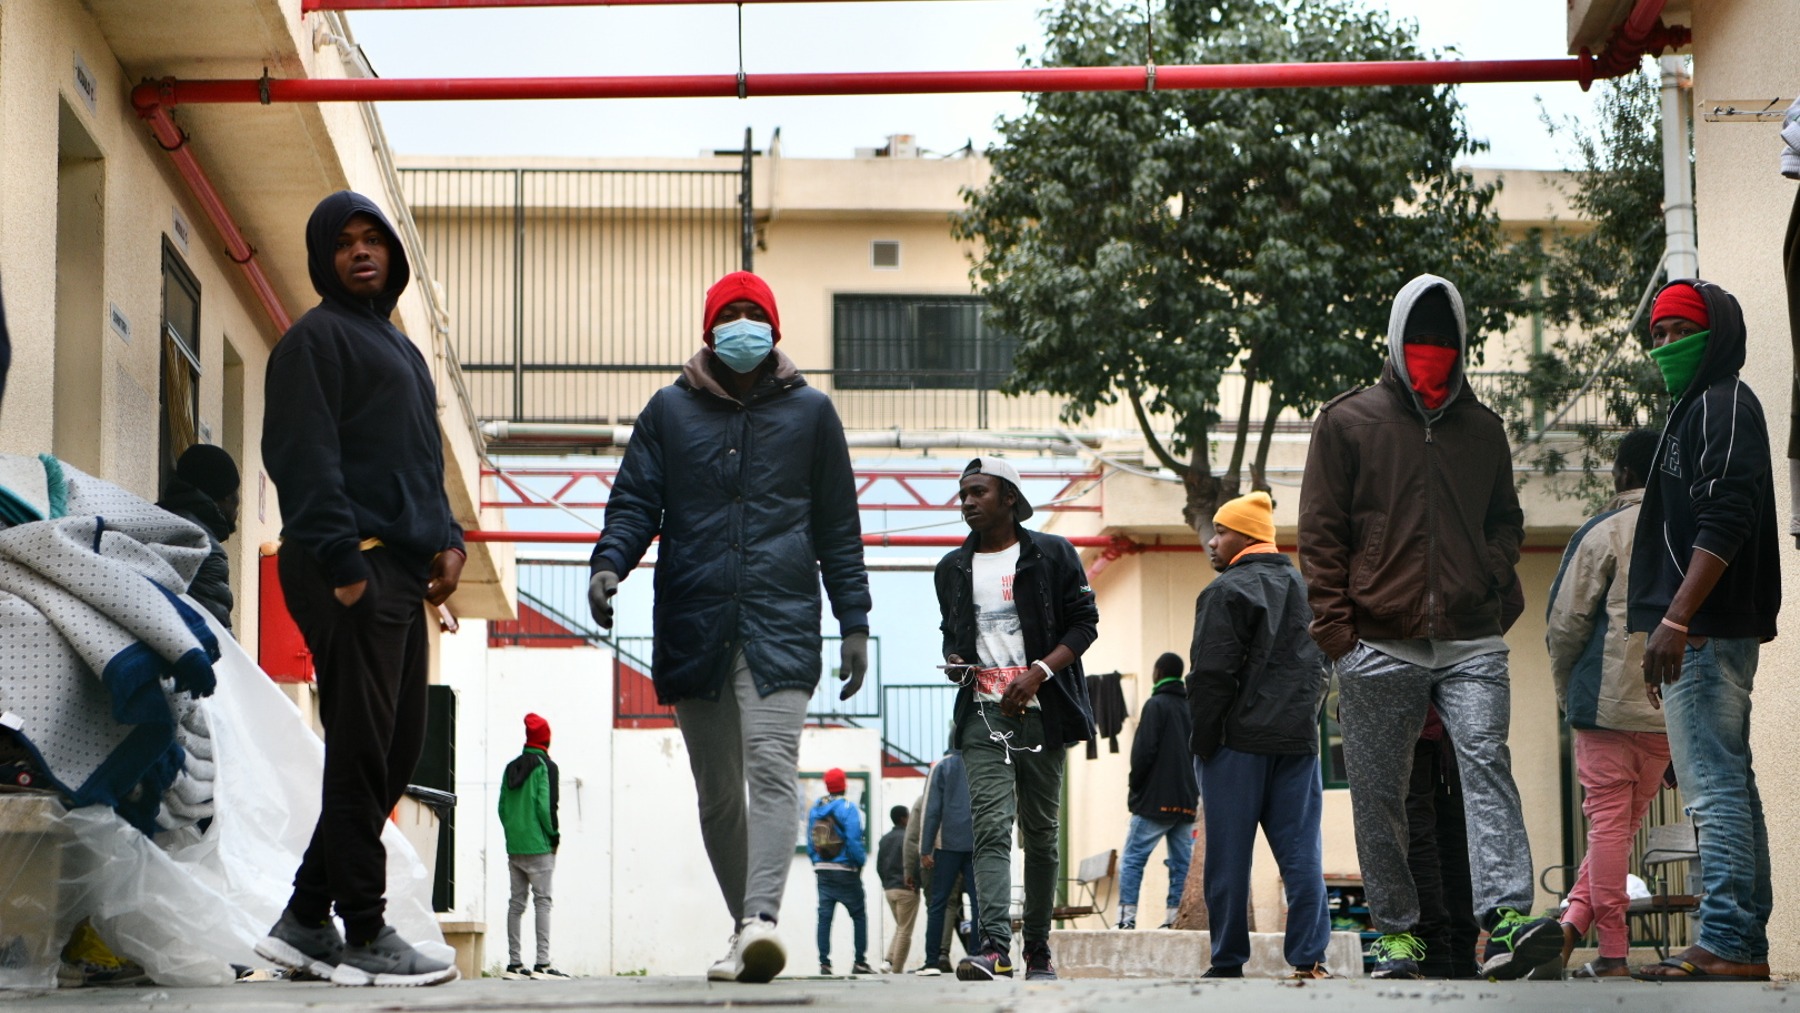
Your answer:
[1629,279,1779,982]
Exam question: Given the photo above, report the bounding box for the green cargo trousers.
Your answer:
[959,703,1064,954]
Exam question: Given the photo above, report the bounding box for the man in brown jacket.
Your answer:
[1299,274,1557,981]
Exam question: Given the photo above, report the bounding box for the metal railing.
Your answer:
[399,163,749,424]
[881,683,958,776]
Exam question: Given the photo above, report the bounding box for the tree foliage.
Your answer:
[956,0,1532,531]
[1490,69,1668,507]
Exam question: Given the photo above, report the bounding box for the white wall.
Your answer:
[441,626,901,975]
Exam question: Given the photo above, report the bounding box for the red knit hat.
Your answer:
[702,271,781,346]
[524,713,551,751]
[1651,282,1709,330]
[823,767,846,794]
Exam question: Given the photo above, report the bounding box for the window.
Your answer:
[160,242,202,493]
[870,240,901,269]
[832,294,1017,390]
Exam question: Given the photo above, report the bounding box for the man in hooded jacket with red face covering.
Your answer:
[587,271,871,983]
[1299,274,1558,981]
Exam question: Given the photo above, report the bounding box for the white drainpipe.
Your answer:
[1660,55,1699,280]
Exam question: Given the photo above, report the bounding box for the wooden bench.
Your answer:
[1626,821,1701,959]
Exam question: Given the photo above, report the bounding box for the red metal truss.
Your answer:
[307,0,917,7]
[482,466,1102,512]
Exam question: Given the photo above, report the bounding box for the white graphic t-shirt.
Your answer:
[971,543,1037,708]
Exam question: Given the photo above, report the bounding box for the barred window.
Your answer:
[831,294,1017,391]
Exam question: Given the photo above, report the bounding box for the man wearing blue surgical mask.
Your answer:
[588,270,872,983]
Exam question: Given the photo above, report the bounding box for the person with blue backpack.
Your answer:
[807,768,872,976]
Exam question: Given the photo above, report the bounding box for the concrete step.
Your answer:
[1047,928,1366,979]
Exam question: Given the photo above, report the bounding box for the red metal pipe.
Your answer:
[131,57,1612,109]
[307,0,921,7]
[462,530,1131,547]
[131,99,293,334]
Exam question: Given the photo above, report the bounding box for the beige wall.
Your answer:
[0,0,284,648]
[1687,0,1799,973]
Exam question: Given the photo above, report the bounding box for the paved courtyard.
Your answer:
[6,973,1794,1012]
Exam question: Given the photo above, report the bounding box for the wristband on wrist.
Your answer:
[1032,659,1055,680]
[1660,616,1689,634]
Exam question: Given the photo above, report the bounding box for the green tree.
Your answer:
[1494,69,1667,506]
[956,0,1532,531]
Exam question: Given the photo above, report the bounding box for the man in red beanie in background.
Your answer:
[806,767,872,976]
[588,271,871,982]
[1629,280,1779,982]
[497,713,569,980]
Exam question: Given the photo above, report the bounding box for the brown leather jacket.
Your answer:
[1298,365,1525,661]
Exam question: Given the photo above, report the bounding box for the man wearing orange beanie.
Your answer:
[1187,491,1330,978]
[1628,280,1778,982]
[587,271,871,983]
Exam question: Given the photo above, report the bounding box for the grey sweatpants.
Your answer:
[674,649,810,927]
[1337,645,1533,933]
[507,852,554,966]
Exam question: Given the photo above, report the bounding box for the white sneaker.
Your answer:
[708,918,786,983]
[1783,95,1800,179]
[914,965,942,977]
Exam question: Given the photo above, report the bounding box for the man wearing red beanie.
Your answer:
[806,768,872,975]
[588,271,872,982]
[1629,280,1779,982]
[497,714,567,980]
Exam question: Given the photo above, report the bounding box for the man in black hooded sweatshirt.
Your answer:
[157,444,241,631]
[1629,280,1779,982]
[254,192,463,988]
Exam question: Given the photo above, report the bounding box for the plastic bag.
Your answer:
[0,607,446,987]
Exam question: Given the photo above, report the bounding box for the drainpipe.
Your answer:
[131,95,293,334]
[1659,55,1698,280]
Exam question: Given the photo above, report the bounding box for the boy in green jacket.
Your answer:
[498,714,570,979]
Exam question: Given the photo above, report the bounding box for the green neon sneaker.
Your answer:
[1368,932,1426,979]
[1480,909,1562,981]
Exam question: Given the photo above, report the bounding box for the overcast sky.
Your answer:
[348,0,1604,168]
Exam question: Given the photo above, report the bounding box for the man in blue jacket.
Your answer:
[935,457,1097,982]
[588,271,871,983]
[917,747,977,975]
[1629,281,1780,982]
[256,192,462,988]
[807,768,872,976]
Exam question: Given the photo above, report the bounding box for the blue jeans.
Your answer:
[815,869,867,967]
[921,849,977,965]
[1663,637,1771,964]
[1117,814,1193,910]
[1199,748,1330,969]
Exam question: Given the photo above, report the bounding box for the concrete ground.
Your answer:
[5,973,1794,1012]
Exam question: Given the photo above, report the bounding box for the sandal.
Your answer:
[1631,955,1771,982]
[1570,957,1629,979]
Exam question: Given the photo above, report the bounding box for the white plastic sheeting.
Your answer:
[0,609,446,988]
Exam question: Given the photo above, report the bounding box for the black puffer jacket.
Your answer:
[1187,553,1327,760]
[592,348,871,704]
[1129,678,1198,820]
[157,478,234,630]
[936,526,1098,748]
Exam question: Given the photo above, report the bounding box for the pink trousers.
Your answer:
[1562,728,1671,957]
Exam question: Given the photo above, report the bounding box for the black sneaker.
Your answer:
[820,962,833,976]
[500,963,532,980]
[955,947,1014,980]
[1200,965,1244,978]
[255,910,345,979]
[1367,932,1426,980]
[329,926,459,987]
[1480,910,1562,981]
[532,964,573,980]
[851,961,876,975]
[1023,941,1057,981]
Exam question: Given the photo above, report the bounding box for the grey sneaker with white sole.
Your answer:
[328,926,459,987]
[254,910,345,978]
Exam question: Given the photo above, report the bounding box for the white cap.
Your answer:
[961,457,1033,521]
